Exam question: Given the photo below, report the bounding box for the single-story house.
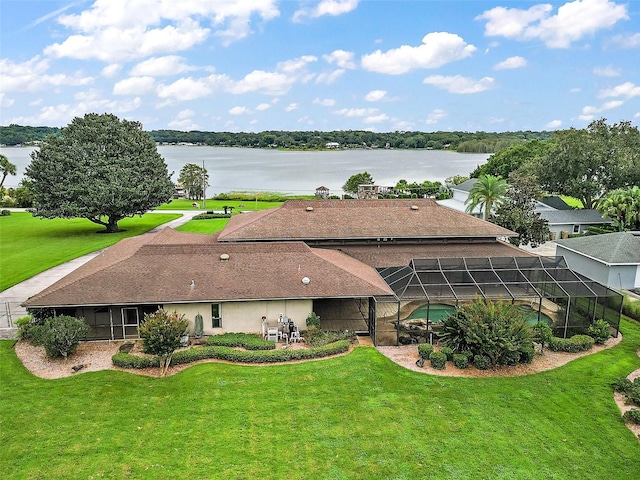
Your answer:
[555,231,640,290]
[24,199,622,344]
[540,209,611,239]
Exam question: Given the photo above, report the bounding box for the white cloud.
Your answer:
[333,108,379,117]
[45,1,280,61]
[157,75,229,103]
[593,65,621,77]
[229,106,251,115]
[316,69,345,85]
[168,109,198,130]
[425,109,447,125]
[598,81,640,98]
[285,103,298,112]
[0,93,14,108]
[313,98,336,107]
[294,0,359,22]
[229,70,294,95]
[545,119,563,128]
[365,90,387,102]
[0,56,94,93]
[112,76,156,95]
[580,99,624,120]
[423,75,495,94]
[493,56,527,70]
[361,32,476,74]
[323,50,357,69]
[101,63,122,77]
[476,0,629,49]
[570,87,582,93]
[131,55,196,76]
[609,32,640,48]
[364,113,388,124]
[255,103,271,111]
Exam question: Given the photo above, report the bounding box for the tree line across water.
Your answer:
[0,124,550,152]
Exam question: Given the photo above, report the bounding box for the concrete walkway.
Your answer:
[0,210,200,337]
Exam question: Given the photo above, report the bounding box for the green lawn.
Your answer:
[176,218,230,234]
[158,198,284,211]
[1,319,639,479]
[0,212,181,291]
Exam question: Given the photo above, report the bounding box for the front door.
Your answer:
[121,307,140,339]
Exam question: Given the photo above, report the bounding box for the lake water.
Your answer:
[0,145,488,195]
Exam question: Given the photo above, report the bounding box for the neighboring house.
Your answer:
[437,178,483,218]
[315,186,330,199]
[541,209,611,239]
[23,199,621,344]
[173,183,186,199]
[555,231,640,290]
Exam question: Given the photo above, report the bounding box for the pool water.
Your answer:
[406,304,552,325]
[518,306,553,325]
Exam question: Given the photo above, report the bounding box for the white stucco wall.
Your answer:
[164,299,313,336]
[557,247,639,290]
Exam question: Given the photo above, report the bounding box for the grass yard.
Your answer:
[0,212,181,291]
[1,319,639,480]
[176,217,230,234]
[158,198,284,211]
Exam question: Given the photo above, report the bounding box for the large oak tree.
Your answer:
[25,113,174,233]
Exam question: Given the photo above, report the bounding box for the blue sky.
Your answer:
[1,0,638,132]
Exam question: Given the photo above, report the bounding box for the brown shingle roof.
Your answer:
[218,199,515,242]
[24,228,393,307]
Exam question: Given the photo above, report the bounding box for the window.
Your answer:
[573,224,580,234]
[211,303,222,328]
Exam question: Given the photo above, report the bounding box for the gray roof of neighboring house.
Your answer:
[539,209,610,225]
[452,178,478,192]
[555,231,640,264]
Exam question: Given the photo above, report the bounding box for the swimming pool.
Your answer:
[406,303,552,325]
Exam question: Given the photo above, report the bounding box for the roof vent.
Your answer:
[411,205,419,210]
[306,206,314,212]
[220,253,230,262]
[301,277,310,285]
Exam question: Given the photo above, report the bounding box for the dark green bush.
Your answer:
[612,377,633,394]
[623,409,640,425]
[587,319,610,344]
[452,353,469,369]
[192,213,231,220]
[30,315,90,358]
[0,209,11,216]
[304,328,350,347]
[206,333,275,350]
[548,334,594,353]
[519,346,535,364]
[112,353,159,369]
[306,312,321,329]
[429,351,447,370]
[440,346,454,361]
[418,343,434,359]
[612,377,640,406]
[15,316,43,342]
[473,354,491,370]
[501,350,521,366]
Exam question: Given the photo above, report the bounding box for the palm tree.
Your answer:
[596,186,640,231]
[0,154,17,189]
[465,174,509,222]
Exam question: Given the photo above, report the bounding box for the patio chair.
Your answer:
[266,327,278,342]
[289,326,303,343]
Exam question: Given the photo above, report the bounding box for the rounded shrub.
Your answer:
[587,319,610,345]
[418,343,434,359]
[519,346,535,364]
[623,409,640,425]
[30,315,90,359]
[440,346,454,361]
[501,350,521,366]
[430,351,447,370]
[473,354,491,370]
[453,353,469,369]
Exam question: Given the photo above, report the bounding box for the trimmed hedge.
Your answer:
[548,334,594,353]
[623,409,640,425]
[440,346,454,361]
[501,350,521,366]
[112,353,159,369]
[192,213,231,220]
[453,353,469,369]
[429,351,447,370]
[519,347,535,364]
[473,354,490,370]
[112,340,350,368]
[418,343,434,359]
[206,333,275,350]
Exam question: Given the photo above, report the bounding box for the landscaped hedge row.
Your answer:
[622,297,640,321]
[548,334,594,352]
[205,333,275,350]
[112,340,350,369]
[192,213,231,220]
[112,353,159,369]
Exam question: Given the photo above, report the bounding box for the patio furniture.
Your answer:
[266,327,278,342]
[289,326,303,343]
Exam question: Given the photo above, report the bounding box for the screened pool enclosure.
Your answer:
[372,256,623,347]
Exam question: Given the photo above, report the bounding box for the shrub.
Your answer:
[429,351,447,370]
[30,315,90,359]
[622,297,640,321]
[418,343,434,359]
[532,322,553,352]
[612,377,640,406]
[206,333,275,350]
[548,334,594,353]
[473,354,491,370]
[306,312,321,329]
[112,353,159,369]
[0,209,11,216]
[623,409,640,425]
[440,346,454,361]
[139,309,188,376]
[501,350,521,366]
[304,328,350,347]
[587,319,610,345]
[453,353,469,369]
[519,346,536,364]
[192,213,231,220]
[15,315,43,342]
